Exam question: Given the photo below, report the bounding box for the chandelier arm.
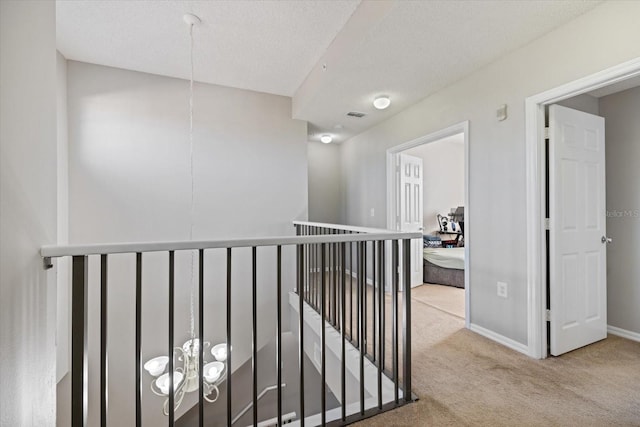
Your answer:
[203,385,219,403]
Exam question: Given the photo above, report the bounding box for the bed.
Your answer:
[423,247,465,288]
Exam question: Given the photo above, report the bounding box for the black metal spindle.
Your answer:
[402,239,412,402]
[135,253,142,427]
[100,255,108,427]
[355,242,359,346]
[298,245,306,427]
[226,248,232,427]
[198,249,204,427]
[363,241,368,358]
[277,245,283,427]
[252,247,258,427]
[359,242,365,415]
[381,241,386,375]
[372,241,376,362]
[168,251,175,426]
[349,241,353,342]
[71,256,88,427]
[321,243,327,426]
[392,241,399,404]
[341,241,347,422]
[377,241,383,409]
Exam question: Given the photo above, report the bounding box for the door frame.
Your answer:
[525,57,640,359]
[386,121,470,327]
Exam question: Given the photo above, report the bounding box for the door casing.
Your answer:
[386,121,470,328]
[525,57,640,359]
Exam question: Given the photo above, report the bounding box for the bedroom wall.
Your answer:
[308,141,342,224]
[599,85,640,338]
[0,1,58,425]
[66,61,308,425]
[403,133,464,235]
[339,0,640,348]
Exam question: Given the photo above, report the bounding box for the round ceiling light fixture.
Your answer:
[373,95,391,110]
[320,135,333,144]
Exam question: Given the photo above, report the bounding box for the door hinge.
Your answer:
[544,127,550,140]
[545,309,551,322]
[545,218,550,230]
[43,257,53,270]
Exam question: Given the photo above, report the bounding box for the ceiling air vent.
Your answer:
[346,111,366,118]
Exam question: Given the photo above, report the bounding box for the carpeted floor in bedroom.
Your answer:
[355,284,640,426]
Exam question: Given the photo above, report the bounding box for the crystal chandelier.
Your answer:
[144,339,230,415]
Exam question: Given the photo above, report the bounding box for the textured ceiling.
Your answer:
[57,0,603,142]
[295,0,603,143]
[56,0,360,96]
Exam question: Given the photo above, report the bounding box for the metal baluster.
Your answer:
[276,245,283,427]
[350,240,353,342]
[381,241,386,377]
[168,251,175,427]
[100,255,108,427]
[226,248,232,427]
[71,256,88,427]
[372,241,376,362]
[363,241,368,358]
[252,247,258,427]
[402,239,412,402]
[377,241,383,409]
[359,242,365,416]
[392,241,399,404]
[298,243,306,427]
[198,249,204,427]
[135,253,142,427]
[341,241,347,422]
[321,243,327,425]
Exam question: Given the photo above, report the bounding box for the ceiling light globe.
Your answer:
[320,135,332,144]
[373,96,391,110]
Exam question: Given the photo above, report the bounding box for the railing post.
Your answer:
[402,239,412,402]
[71,256,88,427]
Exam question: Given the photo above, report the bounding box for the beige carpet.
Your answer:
[355,293,640,426]
[412,284,465,319]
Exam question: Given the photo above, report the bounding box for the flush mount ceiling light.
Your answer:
[373,95,391,110]
[320,135,333,144]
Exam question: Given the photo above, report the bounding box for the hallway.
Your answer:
[357,288,640,426]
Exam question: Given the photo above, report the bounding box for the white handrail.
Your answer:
[292,220,396,235]
[40,231,421,258]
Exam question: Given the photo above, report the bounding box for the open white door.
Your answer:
[398,153,423,287]
[549,104,607,356]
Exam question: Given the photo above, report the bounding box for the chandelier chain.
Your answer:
[188,22,196,341]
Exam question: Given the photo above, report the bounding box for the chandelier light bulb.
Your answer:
[157,372,184,396]
[320,135,332,144]
[373,95,391,110]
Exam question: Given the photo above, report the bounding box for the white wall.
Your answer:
[600,85,640,336]
[0,1,58,425]
[66,61,308,424]
[340,1,640,346]
[403,134,464,235]
[308,141,341,224]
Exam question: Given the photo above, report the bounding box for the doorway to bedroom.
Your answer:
[386,121,469,325]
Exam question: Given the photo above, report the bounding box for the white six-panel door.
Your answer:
[549,104,607,356]
[399,153,424,287]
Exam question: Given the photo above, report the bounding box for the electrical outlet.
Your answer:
[497,281,508,298]
[370,208,375,217]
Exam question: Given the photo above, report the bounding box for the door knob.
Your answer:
[601,236,612,244]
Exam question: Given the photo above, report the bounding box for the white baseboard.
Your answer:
[469,323,529,356]
[607,325,640,343]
